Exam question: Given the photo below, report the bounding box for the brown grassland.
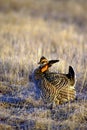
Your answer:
[0,0,87,130]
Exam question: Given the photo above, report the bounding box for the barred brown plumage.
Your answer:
[32,56,76,107]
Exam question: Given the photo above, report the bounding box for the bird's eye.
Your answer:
[42,61,45,64]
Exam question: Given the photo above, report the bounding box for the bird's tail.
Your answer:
[68,66,75,85]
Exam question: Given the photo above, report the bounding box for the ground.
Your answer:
[0,0,87,130]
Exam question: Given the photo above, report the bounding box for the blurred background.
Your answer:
[0,0,87,90]
[0,0,87,129]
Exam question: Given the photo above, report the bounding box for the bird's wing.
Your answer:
[59,87,76,102]
[45,72,76,103]
[44,72,69,91]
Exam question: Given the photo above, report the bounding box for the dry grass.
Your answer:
[0,0,87,130]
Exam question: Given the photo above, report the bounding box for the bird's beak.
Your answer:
[38,59,59,65]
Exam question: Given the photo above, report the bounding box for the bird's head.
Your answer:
[38,56,59,72]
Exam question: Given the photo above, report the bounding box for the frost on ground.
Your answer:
[0,80,87,130]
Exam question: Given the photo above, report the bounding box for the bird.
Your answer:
[32,56,76,107]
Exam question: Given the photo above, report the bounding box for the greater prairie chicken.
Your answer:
[32,56,76,107]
